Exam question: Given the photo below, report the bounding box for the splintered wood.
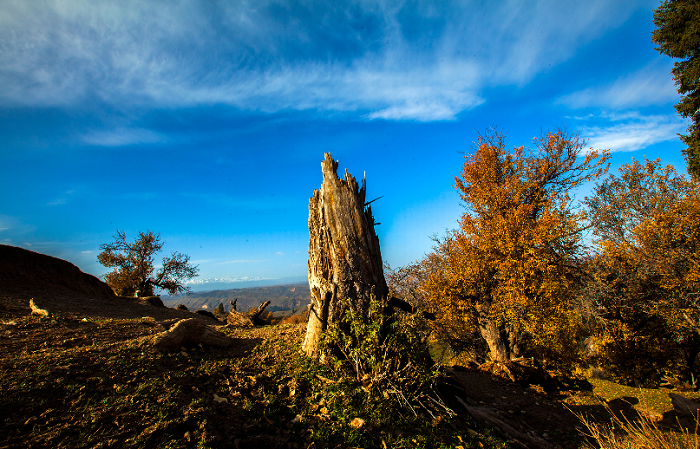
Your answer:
[302,153,388,360]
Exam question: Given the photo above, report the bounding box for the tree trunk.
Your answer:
[479,318,511,363]
[302,153,388,361]
[477,301,512,363]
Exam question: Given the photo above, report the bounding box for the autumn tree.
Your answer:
[653,0,700,178]
[422,128,609,364]
[585,158,700,385]
[97,230,199,296]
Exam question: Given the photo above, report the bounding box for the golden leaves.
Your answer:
[422,127,609,360]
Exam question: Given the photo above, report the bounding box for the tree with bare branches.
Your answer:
[97,230,198,296]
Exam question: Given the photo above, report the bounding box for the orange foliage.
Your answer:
[279,309,310,325]
[423,128,609,363]
[585,158,700,384]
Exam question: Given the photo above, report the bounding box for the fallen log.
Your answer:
[227,311,253,327]
[150,318,234,352]
[455,397,550,449]
[226,301,271,327]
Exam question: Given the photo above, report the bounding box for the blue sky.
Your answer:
[0,0,689,290]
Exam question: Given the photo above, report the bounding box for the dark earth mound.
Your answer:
[0,244,114,299]
[0,244,218,323]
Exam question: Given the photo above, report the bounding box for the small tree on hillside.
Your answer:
[422,128,609,364]
[97,230,199,296]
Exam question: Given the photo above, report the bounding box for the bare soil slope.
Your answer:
[0,244,217,323]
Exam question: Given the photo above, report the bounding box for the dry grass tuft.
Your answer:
[578,402,700,449]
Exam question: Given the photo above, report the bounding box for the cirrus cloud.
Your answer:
[0,0,644,121]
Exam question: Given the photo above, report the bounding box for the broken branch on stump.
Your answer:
[249,300,271,323]
[390,296,436,320]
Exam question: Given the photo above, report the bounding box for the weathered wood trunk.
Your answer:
[477,301,521,363]
[226,300,271,327]
[302,153,389,361]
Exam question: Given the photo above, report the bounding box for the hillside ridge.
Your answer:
[0,245,218,323]
[0,244,114,299]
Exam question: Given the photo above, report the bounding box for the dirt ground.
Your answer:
[2,282,695,448]
[0,281,220,323]
[0,283,583,448]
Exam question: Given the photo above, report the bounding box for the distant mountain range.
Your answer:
[183,276,307,292]
[163,282,311,313]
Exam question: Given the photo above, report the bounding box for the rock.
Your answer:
[176,304,189,311]
[195,309,218,320]
[670,393,700,417]
[142,296,165,308]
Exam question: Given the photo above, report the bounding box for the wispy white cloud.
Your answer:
[82,127,165,147]
[578,112,685,153]
[557,62,678,109]
[0,0,644,121]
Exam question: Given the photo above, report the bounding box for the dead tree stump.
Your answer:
[302,153,389,361]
